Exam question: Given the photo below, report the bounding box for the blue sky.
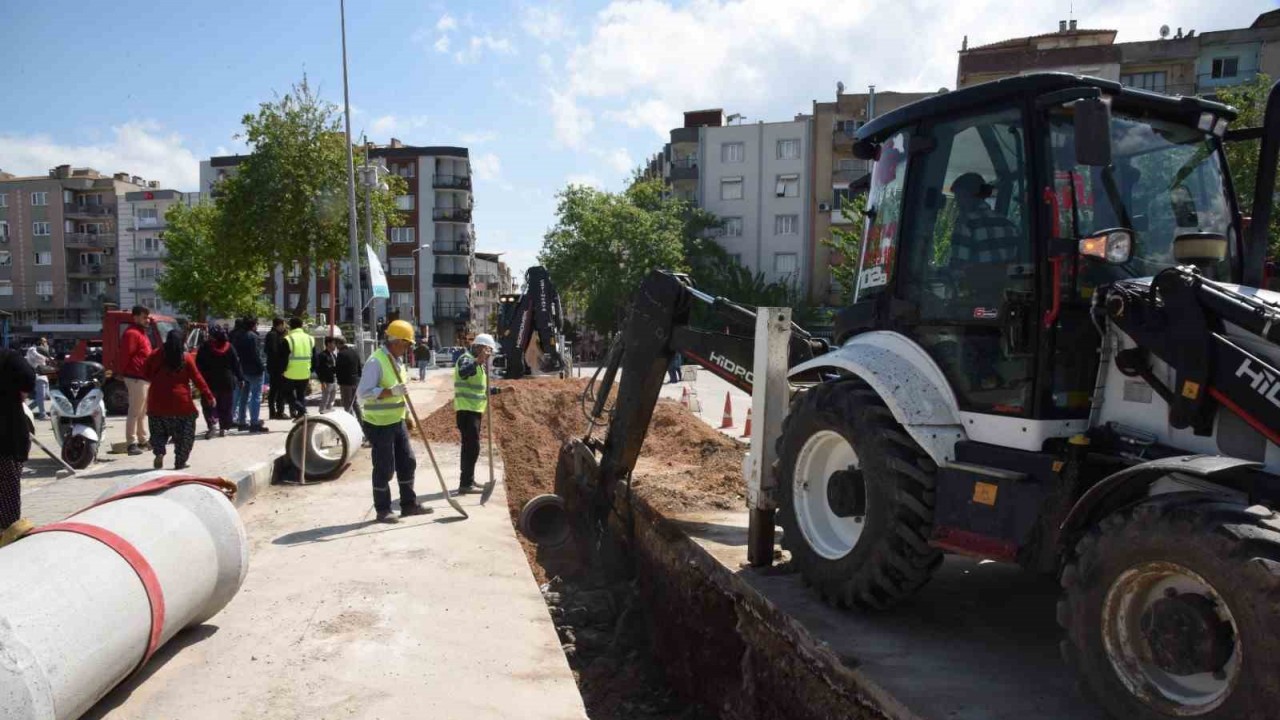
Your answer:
[2,0,1274,279]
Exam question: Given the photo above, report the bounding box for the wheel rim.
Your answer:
[792,430,865,560]
[63,436,92,469]
[1102,561,1241,714]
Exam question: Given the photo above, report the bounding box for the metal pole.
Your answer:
[339,0,364,356]
[364,162,375,337]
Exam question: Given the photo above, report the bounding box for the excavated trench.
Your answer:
[421,378,892,720]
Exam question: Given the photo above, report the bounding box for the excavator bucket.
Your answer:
[520,439,600,549]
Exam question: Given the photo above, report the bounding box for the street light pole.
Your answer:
[338,0,364,354]
[410,243,430,328]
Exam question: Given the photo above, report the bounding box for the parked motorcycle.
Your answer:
[50,361,106,469]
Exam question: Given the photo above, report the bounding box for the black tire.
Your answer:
[1059,494,1280,719]
[775,378,942,610]
[104,379,129,416]
[62,436,95,470]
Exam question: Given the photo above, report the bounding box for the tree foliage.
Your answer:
[216,77,405,317]
[1217,74,1280,256]
[819,194,867,304]
[156,203,272,321]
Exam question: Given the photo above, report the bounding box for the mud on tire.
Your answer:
[1059,494,1280,719]
[774,378,942,610]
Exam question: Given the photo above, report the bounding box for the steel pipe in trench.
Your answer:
[286,409,363,481]
[0,473,249,720]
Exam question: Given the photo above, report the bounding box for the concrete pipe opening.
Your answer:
[519,494,571,548]
[287,410,363,481]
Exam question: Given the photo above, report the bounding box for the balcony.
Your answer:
[64,203,112,218]
[64,233,117,248]
[833,128,856,150]
[669,156,698,182]
[433,273,470,288]
[134,217,167,231]
[432,175,472,191]
[432,208,473,223]
[670,126,699,145]
[432,239,472,255]
[68,264,107,278]
[435,302,471,322]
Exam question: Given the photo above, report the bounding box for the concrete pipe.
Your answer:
[519,494,571,548]
[0,474,248,720]
[286,409,363,481]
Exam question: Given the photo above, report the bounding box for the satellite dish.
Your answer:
[1160,24,1170,39]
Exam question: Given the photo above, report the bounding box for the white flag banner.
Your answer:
[365,245,390,299]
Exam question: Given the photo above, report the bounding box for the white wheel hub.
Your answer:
[792,430,866,560]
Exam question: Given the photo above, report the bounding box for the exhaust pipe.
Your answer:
[519,494,571,548]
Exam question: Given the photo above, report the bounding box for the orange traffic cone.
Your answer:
[720,392,734,429]
[741,407,753,438]
[680,385,692,410]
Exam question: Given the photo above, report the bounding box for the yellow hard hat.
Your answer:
[386,319,415,343]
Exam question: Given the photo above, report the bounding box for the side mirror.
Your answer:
[1074,98,1113,167]
[1079,229,1133,264]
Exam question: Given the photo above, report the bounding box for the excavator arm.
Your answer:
[499,266,567,379]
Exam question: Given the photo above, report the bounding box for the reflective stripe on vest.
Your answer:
[362,348,407,426]
[453,352,487,414]
[284,329,315,380]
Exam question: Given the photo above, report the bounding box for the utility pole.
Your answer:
[339,0,364,355]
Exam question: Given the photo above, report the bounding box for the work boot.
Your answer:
[454,485,480,496]
[127,443,143,456]
[375,511,399,524]
[0,518,34,548]
[400,503,434,518]
[251,422,269,433]
[175,461,189,471]
[153,455,163,470]
[237,423,248,432]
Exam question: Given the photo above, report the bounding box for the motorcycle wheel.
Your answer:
[62,436,95,470]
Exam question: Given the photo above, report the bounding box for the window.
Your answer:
[30,192,47,207]
[777,139,801,160]
[775,174,799,198]
[835,119,864,135]
[395,195,415,210]
[723,217,743,236]
[81,281,106,296]
[0,282,11,296]
[0,193,7,207]
[140,236,162,253]
[1212,57,1239,79]
[319,293,332,311]
[837,158,861,171]
[855,129,909,302]
[774,252,798,274]
[721,142,745,163]
[137,207,159,226]
[138,266,158,279]
[728,253,742,265]
[774,214,799,235]
[0,221,8,239]
[398,164,415,178]
[1120,71,1168,93]
[390,226,416,244]
[36,281,52,296]
[720,178,744,200]
[288,293,300,308]
[32,222,50,236]
[389,257,416,276]
[0,251,10,266]
[34,251,51,266]
[392,291,414,310]
[80,252,102,266]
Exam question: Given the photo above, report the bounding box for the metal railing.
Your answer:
[432,273,470,287]
[432,240,472,255]
[434,302,471,321]
[432,208,473,222]
[432,175,472,190]
[68,264,106,276]
[63,203,112,216]
[64,233,116,247]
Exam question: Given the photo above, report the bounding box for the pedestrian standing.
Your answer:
[0,347,37,547]
[120,305,153,455]
[667,352,683,384]
[264,317,288,420]
[415,328,433,381]
[283,317,314,418]
[335,334,363,424]
[196,325,243,439]
[453,333,502,495]
[357,320,431,523]
[24,337,52,420]
[316,336,338,412]
[144,329,213,471]
[231,316,267,432]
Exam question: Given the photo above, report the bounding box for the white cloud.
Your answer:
[521,5,570,44]
[0,121,200,190]
[368,114,430,138]
[436,13,458,33]
[434,36,450,54]
[565,173,603,189]
[454,34,516,64]
[472,152,502,182]
[538,53,554,74]
[459,130,498,145]
[549,88,594,149]
[592,147,634,174]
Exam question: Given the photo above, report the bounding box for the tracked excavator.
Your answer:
[497,266,569,379]
[528,74,1280,719]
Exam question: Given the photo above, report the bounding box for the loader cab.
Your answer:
[847,73,1241,433]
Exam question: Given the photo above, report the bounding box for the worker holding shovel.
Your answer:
[453,334,501,496]
[356,320,432,524]
[0,346,37,547]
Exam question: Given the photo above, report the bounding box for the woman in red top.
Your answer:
[144,329,214,470]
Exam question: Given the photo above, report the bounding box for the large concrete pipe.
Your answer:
[286,409,363,480]
[0,474,248,720]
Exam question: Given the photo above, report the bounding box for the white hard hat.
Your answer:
[328,327,345,341]
[472,333,498,351]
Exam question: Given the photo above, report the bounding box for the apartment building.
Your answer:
[957,10,1280,96]
[645,110,814,292]
[472,251,515,334]
[199,140,476,345]
[809,86,943,306]
[0,165,148,334]
[117,188,201,316]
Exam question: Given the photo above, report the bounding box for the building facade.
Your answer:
[117,188,200,316]
[199,140,476,345]
[472,251,514,334]
[0,165,149,335]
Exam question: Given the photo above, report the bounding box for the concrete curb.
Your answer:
[228,451,285,508]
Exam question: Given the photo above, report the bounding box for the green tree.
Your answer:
[1217,74,1280,257]
[819,194,867,304]
[216,77,405,317]
[157,203,271,321]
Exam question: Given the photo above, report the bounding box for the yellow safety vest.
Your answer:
[284,329,315,381]
[362,347,408,426]
[453,352,488,414]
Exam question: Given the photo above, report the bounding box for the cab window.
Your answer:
[854,130,909,302]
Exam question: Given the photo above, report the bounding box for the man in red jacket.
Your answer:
[120,304,152,455]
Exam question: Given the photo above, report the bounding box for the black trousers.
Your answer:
[457,410,482,489]
[149,414,197,467]
[268,371,287,416]
[288,379,309,417]
[364,420,417,514]
[0,456,22,529]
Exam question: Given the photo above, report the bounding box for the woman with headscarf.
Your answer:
[195,325,244,439]
[144,329,214,470]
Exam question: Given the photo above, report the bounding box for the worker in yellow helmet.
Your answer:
[453,333,502,495]
[356,319,432,523]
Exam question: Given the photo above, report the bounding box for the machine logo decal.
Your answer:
[709,350,754,386]
[1235,358,1280,408]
